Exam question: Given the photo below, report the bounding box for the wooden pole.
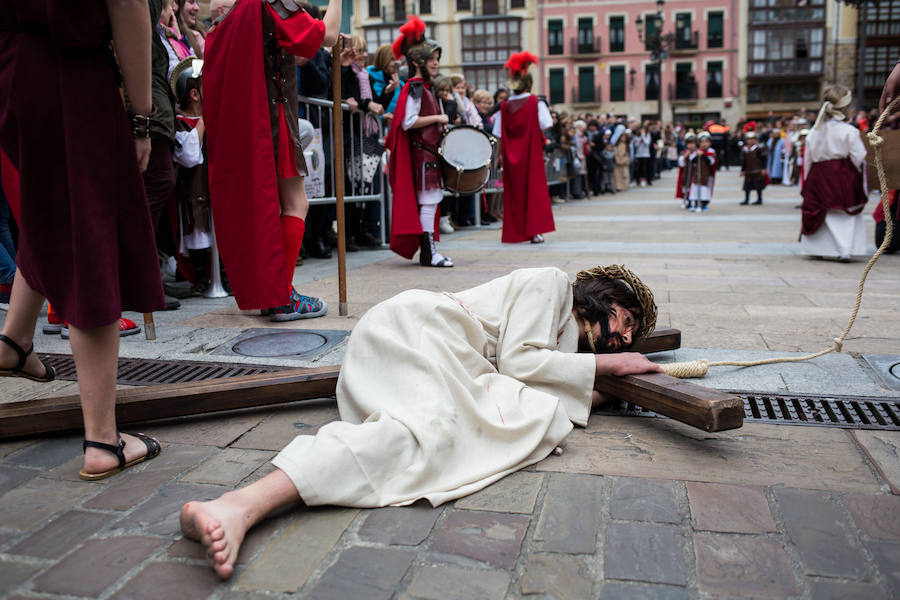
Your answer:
[142,313,155,340]
[332,40,348,316]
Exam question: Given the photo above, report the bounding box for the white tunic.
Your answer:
[800,120,869,257]
[272,267,596,508]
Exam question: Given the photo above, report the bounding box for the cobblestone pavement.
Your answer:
[1,169,898,599]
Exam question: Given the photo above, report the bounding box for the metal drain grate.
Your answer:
[597,391,900,431]
[40,354,289,387]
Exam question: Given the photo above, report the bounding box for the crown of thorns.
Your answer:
[575,264,657,340]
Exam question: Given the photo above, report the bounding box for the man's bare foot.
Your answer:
[180,494,251,579]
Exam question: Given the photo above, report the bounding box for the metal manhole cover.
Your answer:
[233,331,328,357]
[862,355,900,392]
[213,328,350,359]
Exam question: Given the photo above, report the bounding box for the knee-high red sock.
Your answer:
[281,215,305,294]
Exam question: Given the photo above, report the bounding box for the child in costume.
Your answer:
[203,0,341,319]
[492,51,555,244]
[385,16,454,267]
[685,132,717,212]
[675,133,696,209]
[740,130,768,205]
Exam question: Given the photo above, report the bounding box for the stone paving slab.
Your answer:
[538,417,884,493]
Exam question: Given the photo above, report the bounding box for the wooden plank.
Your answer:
[1,334,734,439]
[0,366,341,439]
[632,328,681,355]
[596,372,744,432]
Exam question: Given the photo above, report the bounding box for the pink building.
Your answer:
[537,0,740,125]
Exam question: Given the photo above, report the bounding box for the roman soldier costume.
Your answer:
[385,16,452,267]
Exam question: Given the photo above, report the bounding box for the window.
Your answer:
[675,13,694,49]
[645,63,659,100]
[864,0,900,36]
[482,0,500,14]
[708,11,723,48]
[510,0,526,7]
[464,67,505,93]
[578,17,594,53]
[750,0,826,24]
[609,16,625,52]
[549,69,565,105]
[368,0,379,18]
[578,67,595,102]
[644,13,659,51]
[676,63,695,99]
[610,66,625,101]
[457,0,471,10]
[365,26,398,50]
[747,83,819,103]
[748,27,824,75]
[706,61,723,98]
[461,18,520,64]
[548,20,563,55]
[392,0,405,21]
[420,0,432,14]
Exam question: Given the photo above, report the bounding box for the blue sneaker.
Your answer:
[270,290,327,321]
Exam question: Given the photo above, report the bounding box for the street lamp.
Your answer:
[635,0,673,122]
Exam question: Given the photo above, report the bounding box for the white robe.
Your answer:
[800,120,868,257]
[272,267,596,508]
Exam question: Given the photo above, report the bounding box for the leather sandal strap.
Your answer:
[0,333,28,372]
[83,437,126,468]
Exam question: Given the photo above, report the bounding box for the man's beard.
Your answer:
[578,330,627,353]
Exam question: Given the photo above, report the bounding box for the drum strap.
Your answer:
[411,140,440,157]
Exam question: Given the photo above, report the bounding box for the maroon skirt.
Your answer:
[800,158,866,236]
[0,1,164,328]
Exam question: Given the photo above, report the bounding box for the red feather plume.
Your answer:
[743,121,757,133]
[392,16,427,60]
[503,51,539,76]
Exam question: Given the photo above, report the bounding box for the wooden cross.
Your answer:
[0,328,743,439]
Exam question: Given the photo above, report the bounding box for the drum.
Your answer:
[438,125,496,195]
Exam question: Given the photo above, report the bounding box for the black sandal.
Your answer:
[79,432,162,481]
[0,333,55,382]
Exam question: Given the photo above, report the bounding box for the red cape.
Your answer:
[499,95,554,243]
[385,77,440,259]
[204,1,298,309]
[873,190,898,224]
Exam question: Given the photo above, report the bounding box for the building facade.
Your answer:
[352,1,536,94]
[537,0,741,126]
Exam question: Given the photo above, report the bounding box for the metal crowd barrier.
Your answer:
[298,95,389,245]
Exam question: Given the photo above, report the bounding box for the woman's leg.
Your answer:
[0,270,46,377]
[181,469,300,580]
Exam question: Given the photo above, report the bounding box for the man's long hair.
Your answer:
[572,277,644,351]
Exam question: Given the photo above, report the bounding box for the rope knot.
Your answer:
[832,338,843,353]
[866,131,884,147]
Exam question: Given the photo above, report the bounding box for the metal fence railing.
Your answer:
[298,95,389,245]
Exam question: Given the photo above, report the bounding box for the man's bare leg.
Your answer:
[180,468,301,579]
[278,175,308,219]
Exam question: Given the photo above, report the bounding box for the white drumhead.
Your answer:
[440,127,493,169]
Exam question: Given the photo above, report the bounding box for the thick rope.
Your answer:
[664,98,898,378]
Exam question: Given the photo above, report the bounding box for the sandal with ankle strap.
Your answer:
[0,333,55,382]
[79,432,162,481]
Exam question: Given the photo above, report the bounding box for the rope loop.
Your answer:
[866,131,884,147]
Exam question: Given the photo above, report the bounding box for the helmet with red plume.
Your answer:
[503,51,539,93]
[391,16,441,73]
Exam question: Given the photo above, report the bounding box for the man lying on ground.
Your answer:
[181,264,663,579]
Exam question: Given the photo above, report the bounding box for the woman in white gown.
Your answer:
[799,84,869,260]
[179,264,663,579]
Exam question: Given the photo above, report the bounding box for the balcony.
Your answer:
[669,81,698,103]
[570,84,603,105]
[672,30,699,53]
[569,35,603,56]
